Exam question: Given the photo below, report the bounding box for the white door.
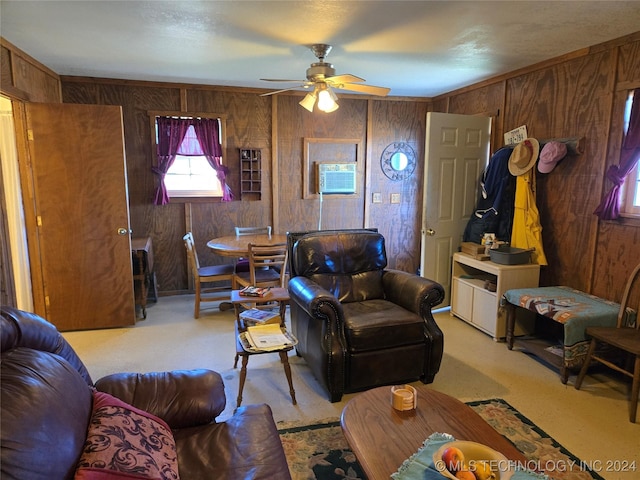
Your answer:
[420,112,491,306]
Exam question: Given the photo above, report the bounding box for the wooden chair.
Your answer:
[233,243,288,290]
[232,242,289,321]
[575,263,640,422]
[234,226,272,272]
[235,226,272,236]
[183,232,235,319]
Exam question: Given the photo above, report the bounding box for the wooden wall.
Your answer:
[1,38,61,103]
[59,81,279,293]
[1,38,62,312]
[433,32,640,301]
[3,32,640,305]
[57,78,430,293]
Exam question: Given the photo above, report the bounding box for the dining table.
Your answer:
[207,233,288,311]
[206,234,288,257]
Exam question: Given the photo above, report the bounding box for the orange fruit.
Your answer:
[455,469,476,480]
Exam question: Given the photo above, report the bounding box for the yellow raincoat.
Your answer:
[510,169,548,265]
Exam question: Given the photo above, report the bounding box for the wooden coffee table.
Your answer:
[341,385,526,479]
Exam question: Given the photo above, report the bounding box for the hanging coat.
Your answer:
[510,169,548,265]
[463,147,516,243]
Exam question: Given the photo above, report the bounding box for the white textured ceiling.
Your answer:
[1,1,639,97]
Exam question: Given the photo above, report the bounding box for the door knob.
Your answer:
[425,229,435,236]
[117,228,130,235]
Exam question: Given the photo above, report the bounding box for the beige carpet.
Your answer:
[63,294,639,480]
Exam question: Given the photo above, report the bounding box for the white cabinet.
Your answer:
[451,252,540,340]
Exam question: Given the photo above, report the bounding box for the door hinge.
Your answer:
[45,295,50,307]
[27,129,34,141]
[37,215,42,226]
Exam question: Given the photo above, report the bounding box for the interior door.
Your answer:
[420,112,491,306]
[26,102,135,330]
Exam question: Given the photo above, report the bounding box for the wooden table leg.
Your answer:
[506,303,516,350]
[279,350,297,405]
[234,352,239,369]
[237,354,249,408]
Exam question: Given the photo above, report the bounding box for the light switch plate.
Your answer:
[372,192,382,203]
[391,193,401,204]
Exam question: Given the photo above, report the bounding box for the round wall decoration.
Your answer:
[380,142,416,181]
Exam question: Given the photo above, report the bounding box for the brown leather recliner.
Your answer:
[287,230,445,402]
[0,306,292,480]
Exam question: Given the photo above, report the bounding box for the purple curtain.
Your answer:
[594,89,640,220]
[153,117,189,205]
[192,118,233,201]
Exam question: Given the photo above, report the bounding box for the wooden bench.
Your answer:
[503,286,629,383]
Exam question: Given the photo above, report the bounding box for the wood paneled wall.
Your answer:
[1,39,62,312]
[58,78,431,294]
[434,32,640,301]
[368,100,429,273]
[1,38,60,103]
[61,80,276,293]
[3,31,639,304]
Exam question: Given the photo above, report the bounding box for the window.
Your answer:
[621,91,640,217]
[163,124,223,198]
[151,113,232,204]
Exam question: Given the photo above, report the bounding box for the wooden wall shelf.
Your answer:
[240,148,261,199]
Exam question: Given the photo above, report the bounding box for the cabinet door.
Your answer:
[472,288,497,335]
[25,103,135,330]
[451,278,474,321]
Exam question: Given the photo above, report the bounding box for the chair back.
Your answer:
[286,228,378,277]
[183,232,200,273]
[291,231,386,303]
[235,226,272,237]
[618,262,640,329]
[247,243,288,288]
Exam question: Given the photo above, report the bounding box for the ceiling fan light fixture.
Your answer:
[262,43,390,103]
[299,91,317,112]
[317,86,339,113]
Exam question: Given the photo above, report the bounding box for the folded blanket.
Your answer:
[391,432,548,480]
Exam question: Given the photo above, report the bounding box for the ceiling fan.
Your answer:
[260,44,391,112]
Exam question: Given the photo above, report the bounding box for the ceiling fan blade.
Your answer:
[260,78,306,83]
[327,74,364,84]
[259,85,307,96]
[335,82,391,96]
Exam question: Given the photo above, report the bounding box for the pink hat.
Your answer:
[538,141,567,173]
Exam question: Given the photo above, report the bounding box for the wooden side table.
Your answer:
[231,288,296,408]
[132,237,158,319]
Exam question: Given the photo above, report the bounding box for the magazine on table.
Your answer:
[245,324,296,351]
[239,308,281,326]
[239,285,272,297]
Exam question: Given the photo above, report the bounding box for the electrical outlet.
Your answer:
[391,193,401,204]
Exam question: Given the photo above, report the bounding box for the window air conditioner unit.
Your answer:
[317,163,357,194]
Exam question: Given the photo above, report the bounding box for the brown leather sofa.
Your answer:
[287,230,445,402]
[0,306,292,480]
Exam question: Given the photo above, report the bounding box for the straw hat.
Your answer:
[508,138,540,176]
[537,141,567,173]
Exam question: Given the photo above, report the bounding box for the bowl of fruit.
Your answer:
[432,441,513,480]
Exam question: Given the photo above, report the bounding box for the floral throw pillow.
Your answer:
[75,391,180,480]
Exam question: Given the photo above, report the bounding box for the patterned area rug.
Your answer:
[278,398,603,480]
